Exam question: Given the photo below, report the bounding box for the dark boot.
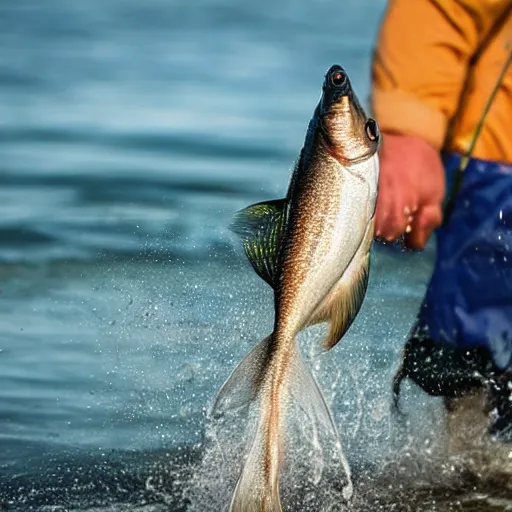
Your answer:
[393,323,493,400]
[392,323,512,441]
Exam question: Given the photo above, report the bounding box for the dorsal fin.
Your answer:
[230,199,287,288]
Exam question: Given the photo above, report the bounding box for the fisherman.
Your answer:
[370,0,512,440]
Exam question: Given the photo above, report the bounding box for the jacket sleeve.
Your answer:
[371,0,512,151]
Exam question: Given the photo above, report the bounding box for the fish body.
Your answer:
[211,65,380,511]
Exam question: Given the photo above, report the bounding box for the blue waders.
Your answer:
[393,152,512,439]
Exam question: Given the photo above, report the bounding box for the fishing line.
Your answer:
[443,46,512,224]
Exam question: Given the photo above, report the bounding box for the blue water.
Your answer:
[1,1,510,510]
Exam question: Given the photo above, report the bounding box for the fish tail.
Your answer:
[210,332,284,511]
[229,331,289,512]
[209,334,273,419]
[211,332,348,511]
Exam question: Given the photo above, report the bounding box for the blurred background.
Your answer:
[0,1,491,511]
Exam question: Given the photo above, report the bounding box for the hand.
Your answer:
[374,132,445,250]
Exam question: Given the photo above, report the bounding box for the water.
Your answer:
[1,1,512,510]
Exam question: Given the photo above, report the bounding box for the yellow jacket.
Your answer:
[371,0,512,163]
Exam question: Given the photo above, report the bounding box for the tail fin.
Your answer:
[209,335,272,419]
[210,334,352,511]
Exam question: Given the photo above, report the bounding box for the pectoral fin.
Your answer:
[321,253,370,350]
[230,199,287,288]
[308,218,374,350]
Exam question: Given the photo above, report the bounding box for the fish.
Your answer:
[210,64,381,511]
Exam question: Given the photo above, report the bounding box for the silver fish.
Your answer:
[211,64,380,511]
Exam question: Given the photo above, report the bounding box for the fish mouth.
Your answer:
[320,65,353,116]
[318,65,380,163]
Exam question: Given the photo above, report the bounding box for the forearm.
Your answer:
[371,0,511,151]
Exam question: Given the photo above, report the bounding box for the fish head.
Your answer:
[318,64,380,165]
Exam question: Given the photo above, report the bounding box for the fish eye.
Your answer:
[365,118,379,142]
[331,70,346,87]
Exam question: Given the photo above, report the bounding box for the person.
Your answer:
[370,0,512,440]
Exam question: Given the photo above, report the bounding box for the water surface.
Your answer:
[2,0,512,510]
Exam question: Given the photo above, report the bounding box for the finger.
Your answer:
[385,198,410,241]
[404,206,414,226]
[405,210,430,249]
[383,185,419,241]
[374,183,392,238]
[375,190,410,242]
[405,204,443,250]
